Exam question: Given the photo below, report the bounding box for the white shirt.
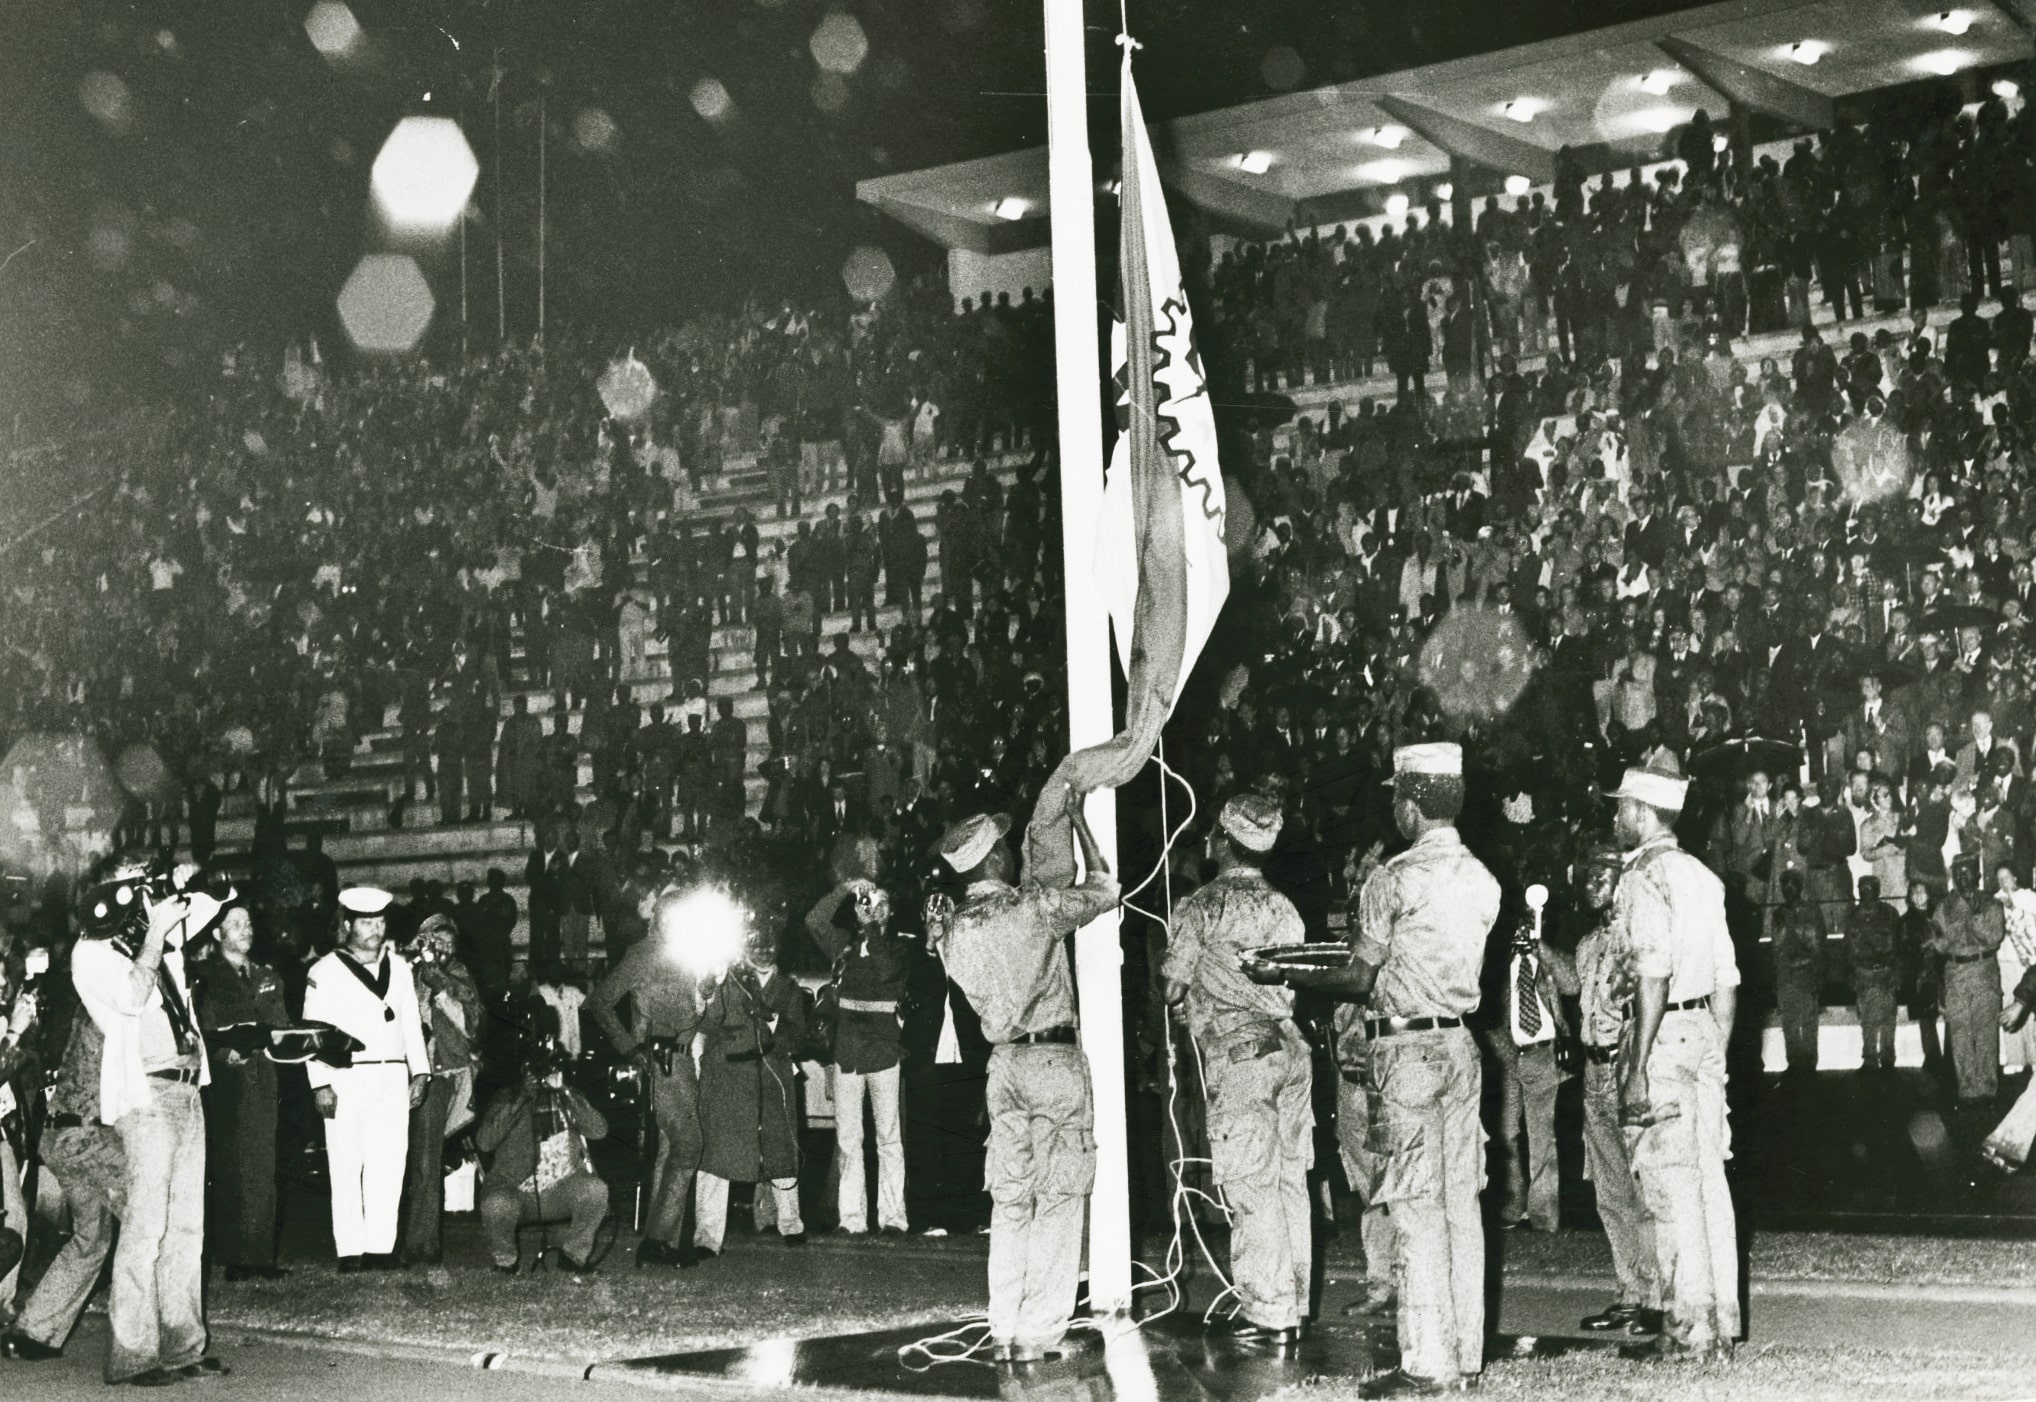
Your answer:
[1508,948,1557,1049]
[301,948,430,1090]
[72,923,214,1126]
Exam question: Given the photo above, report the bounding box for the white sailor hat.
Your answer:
[938,813,1012,873]
[1391,743,1463,781]
[1609,754,1690,813]
[338,886,395,918]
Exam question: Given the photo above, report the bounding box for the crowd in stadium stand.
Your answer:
[4,92,2036,1160]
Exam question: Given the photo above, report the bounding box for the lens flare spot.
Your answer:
[690,78,732,121]
[810,12,869,76]
[841,245,896,303]
[337,253,435,355]
[79,71,132,133]
[370,116,478,236]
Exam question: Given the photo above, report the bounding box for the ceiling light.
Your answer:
[1639,70,1677,96]
[1384,193,1409,218]
[1713,133,1730,153]
[1369,125,1407,149]
[1435,182,1454,201]
[1236,150,1273,175]
[1357,159,1409,184]
[1914,49,1966,76]
[1501,98,1540,123]
[1993,78,2021,100]
[1788,40,1827,65]
[1635,106,1683,134]
[1504,174,1532,196]
[992,197,1028,221]
[1937,10,1972,35]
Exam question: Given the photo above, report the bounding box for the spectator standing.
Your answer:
[695,935,808,1254]
[191,906,291,1281]
[399,915,484,1267]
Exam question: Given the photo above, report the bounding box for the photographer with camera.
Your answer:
[399,914,484,1268]
[192,905,292,1282]
[474,1033,610,1276]
[70,858,232,1385]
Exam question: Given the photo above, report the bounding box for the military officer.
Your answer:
[1929,855,2006,1105]
[302,887,430,1272]
[1844,876,1903,1071]
[192,905,293,1280]
[1252,742,1496,1398]
[1539,838,1662,1337]
[928,803,1119,1365]
[1160,793,1313,1350]
[588,886,709,1268]
[1609,755,1741,1362]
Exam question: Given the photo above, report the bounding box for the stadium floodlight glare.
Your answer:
[659,886,750,979]
[1384,192,1409,218]
[1937,10,1972,35]
[1236,150,1273,174]
[1787,40,1827,65]
[370,116,478,236]
[1358,159,1409,184]
[1913,49,1966,76]
[1435,182,1454,201]
[1640,69,1677,95]
[336,254,434,355]
[1501,98,1540,123]
[1504,174,1532,196]
[1635,106,1683,134]
[992,196,1028,221]
[1713,133,1730,153]
[304,1,363,61]
[1993,78,2020,101]
[1368,125,1407,149]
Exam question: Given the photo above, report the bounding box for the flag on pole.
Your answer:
[1087,49,1229,786]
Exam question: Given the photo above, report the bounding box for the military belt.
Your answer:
[1006,1026,1078,1047]
[1665,995,1711,1012]
[1944,952,1993,965]
[838,997,900,1013]
[1363,1015,1461,1038]
[147,1067,201,1084]
[1583,1043,1618,1065]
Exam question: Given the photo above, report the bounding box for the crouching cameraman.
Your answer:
[475,1037,610,1276]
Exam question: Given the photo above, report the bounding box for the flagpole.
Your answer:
[493,51,506,342]
[1043,0,1132,1320]
[537,87,547,345]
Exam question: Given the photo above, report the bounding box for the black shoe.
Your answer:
[336,1256,364,1275]
[781,1232,806,1247]
[177,1359,229,1379]
[1359,1369,1469,1398]
[1209,1318,1302,1351]
[1619,1335,1711,1364]
[2,1334,62,1361]
[367,1253,405,1272]
[879,1225,910,1236]
[558,1250,597,1276]
[637,1240,682,1268]
[1581,1303,1657,1334]
[254,1266,291,1282]
[117,1368,185,1388]
[694,1246,718,1261]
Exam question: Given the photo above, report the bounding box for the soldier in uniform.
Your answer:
[1608,756,1741,1362]
[192,905,293,1280]
[927,804,1118,1364]
[588,888,709,1268]
[1160,794,1313,1350]
[302,887,431,1272]
[1929,854,2006,1105]
[1844,876,1903,1071]
[1251,743,1496,1398]
[1539,838,1662,1337]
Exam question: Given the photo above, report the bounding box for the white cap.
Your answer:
[1392,742,1463,779]
[938,813,1012,874]
[338,886,394,917]
[1610,756,1690,813]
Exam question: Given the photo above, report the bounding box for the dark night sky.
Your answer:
[0,0,1712,424]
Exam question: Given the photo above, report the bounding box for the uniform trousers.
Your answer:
[1853,970,1899,1070]
[694,1172,803,1249]
[1629,1012,1738,1351]
[0,1139,21,1310]
[984,1042,1095,1352]
[400,1073,457,1261]
[1335,1071,1399,1297]
[1497,1040,1563,1231]
[1369,1028,1483,1385]
[644,1057,704,1245]
[1206,1030,1314,1330]
[1943,960,2003,1102]
[1580,1059,1660,1309]
[107,1080,208,1384]
[203,1058,278,1269]
[832,1062,907,1233]
[322,1063,412,1258]
[16,1124,125,1349]
[1775,967,1822,1072]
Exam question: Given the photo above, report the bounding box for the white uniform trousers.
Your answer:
[323,1063,411,1258]
[694,1172,803,1251]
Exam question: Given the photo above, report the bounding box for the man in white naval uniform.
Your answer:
[303,888,429,1271]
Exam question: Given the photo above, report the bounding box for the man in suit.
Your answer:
[1709,770,1781,943]
[525,827,565,975]
[557,829,601,975]
[1442,474,1487,542]
[1838,672,1911,781]
[1956,708,2014,793]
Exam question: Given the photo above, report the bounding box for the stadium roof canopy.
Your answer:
[858,0,2036,250]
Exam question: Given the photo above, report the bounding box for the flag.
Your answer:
[1021,46,1231,879]
[1090,53,1229,776]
